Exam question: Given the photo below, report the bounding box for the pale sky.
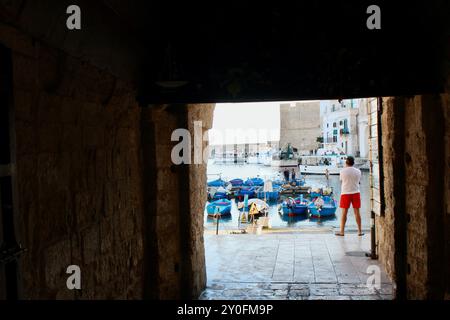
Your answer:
[208,102,281,145]
[208,101,321,145]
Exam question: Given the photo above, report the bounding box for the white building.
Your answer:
[319,99,370,158]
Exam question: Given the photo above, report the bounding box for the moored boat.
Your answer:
[238,198,269,220]
[243,177,264,186]
[206,199,232,216]
[299,155,346,175]
[308,195,337,217]
[281,196,309,216]
[207,178,227,187]
[236,186,256,200]
[229,178,244,187]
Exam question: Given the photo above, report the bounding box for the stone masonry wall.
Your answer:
[443,91,450,299]
[187,104,214,298]
[1,23,145,299]
[279,101,321,152]
[376,97,396,281]
[404,96,429,299]
[144,105,183,299]
[377,95,449,299]
[141,104,214,299]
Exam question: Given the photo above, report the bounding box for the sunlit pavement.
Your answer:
[200,232,393,300]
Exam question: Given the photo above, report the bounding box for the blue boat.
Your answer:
[309,188,322,198]
[281,196,309,216]
[236,186,256,200]
[207,178,227,187]
[212,191,228,200]
[229,178,244,187]
[272,179,284,187]
[206,199,232,216]
[243,177,264,186]
[256,186,281,202]
[309,196,337,217]
[294,177,306,186]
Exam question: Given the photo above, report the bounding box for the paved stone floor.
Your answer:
[200,232,393,300]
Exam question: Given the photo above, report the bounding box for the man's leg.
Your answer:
[352,193,363,235]
[354,208,362,235]
[339,208,348,235]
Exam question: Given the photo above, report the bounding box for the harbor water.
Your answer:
[204,163,371,231]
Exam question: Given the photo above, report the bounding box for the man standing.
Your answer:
[335,156,363,236]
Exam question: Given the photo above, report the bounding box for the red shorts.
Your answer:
[339,193,361,209]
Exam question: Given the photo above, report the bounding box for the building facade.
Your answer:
[319,99,370,158]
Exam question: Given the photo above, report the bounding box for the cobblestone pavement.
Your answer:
[200,232,393,300]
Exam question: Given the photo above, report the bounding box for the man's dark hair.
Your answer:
[346,156,355,166]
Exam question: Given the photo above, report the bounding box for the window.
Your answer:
[333,122,336,128]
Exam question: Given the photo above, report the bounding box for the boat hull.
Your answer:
[271,159,298,168]
[299,165,340,175]
[206,200,232,216]
[308,197,338,217]
[282,203,308,216]
[212,192,228,200]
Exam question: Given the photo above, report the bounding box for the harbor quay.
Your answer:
[201,233,393,300]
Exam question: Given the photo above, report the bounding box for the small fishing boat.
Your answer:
[322,186,333,196]
[281,195,309,216]
[271,143,299,169]
[229,178,244,187]
[309,187,323,198]
[238,198,269,220]
[293,177,306,186]
[212,186,229,200]
[207,178,227,187]
[272,179,285,187]
[206,199,232,216]
[308,196,337,217]
[299,155,346,175]
[236,186,256,200]
[256,185,281,202]
[243,177,264,186]
[280,183,310,195]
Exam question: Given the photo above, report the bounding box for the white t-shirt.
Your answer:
[340,166,361,194]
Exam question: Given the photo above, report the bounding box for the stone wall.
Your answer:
[443,91,450,299]
[187,104,214,298]
[404,96,429,299]
[141,104,214,299]
[376,97,397,282]
[279,102,321,152]
[376,94,449,299]
[1,19,217,300]
[0,23,145,299]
